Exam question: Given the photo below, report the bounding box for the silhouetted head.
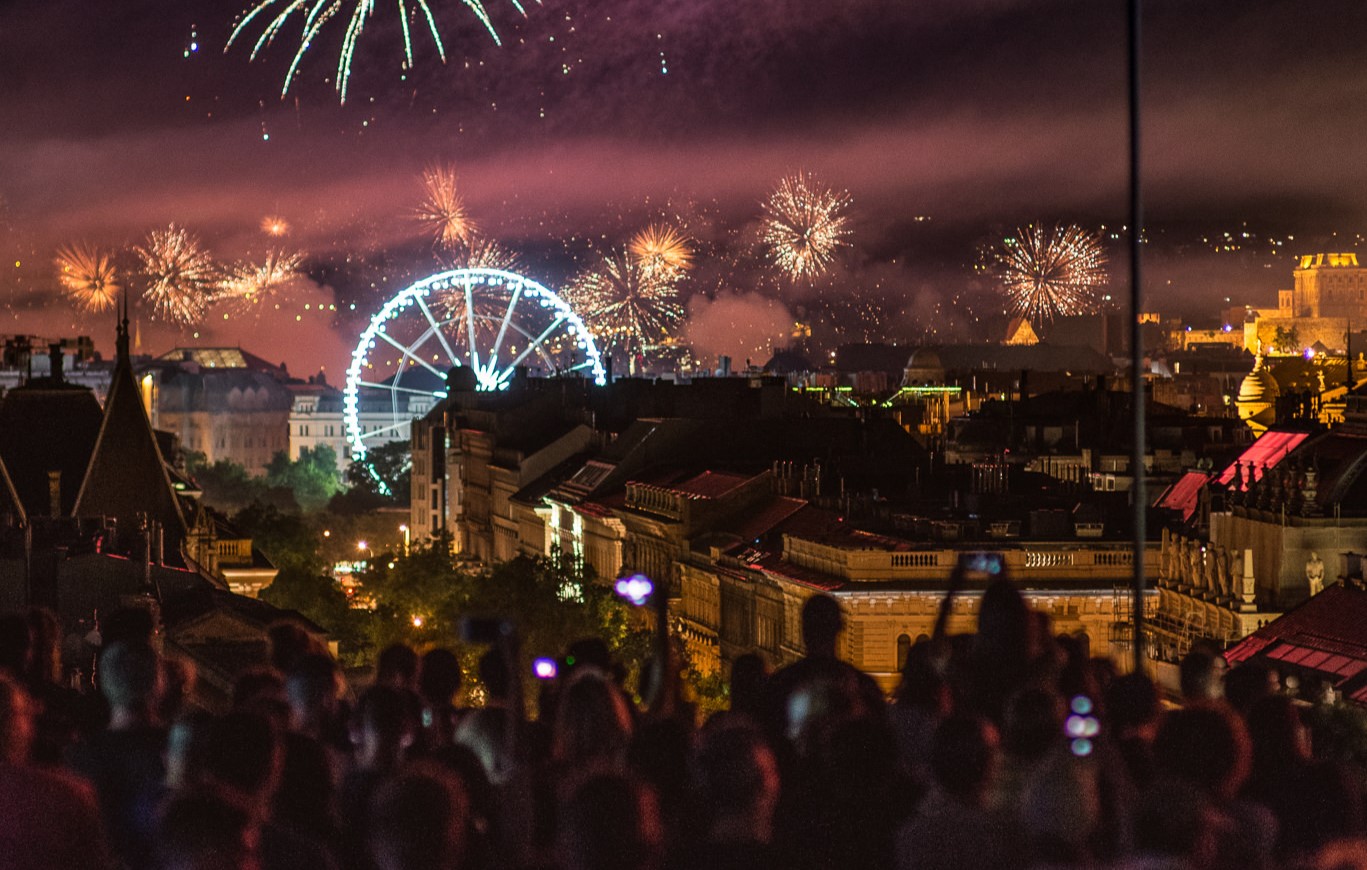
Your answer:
[377,644,420,691]
[728,652,769,718]
[553,669,634,769]
[1224,661,1279,714]
[930,715,1000,807]
[99,641,162,721]
[558,772,663,870]
[157,789,259,870]
[419,648,462,707]
[801,595,844,658]
[976,577,1033,658]
[1154,703,1251,800]
[369,762,472,870]
[690,718,780,828]
[202,711,283,802]
[477,648,510,703]
[1246,693,1310,771]
[355,685,417,768]
[1178,647,1226,702]
[1002,687,1065,760]
[267,621,318,673]
[1105,672,1160,736]
[285,652,343,732]
[101,606,155,648]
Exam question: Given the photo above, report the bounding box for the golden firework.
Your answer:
[415,165,475,249]
[135,224,219,325]
[220,249,305,311]
[55,244,120,312]
[629,223,692,279]
[564,250,683,358]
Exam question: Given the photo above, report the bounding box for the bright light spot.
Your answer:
[614,574,653,606]
[357,540,368,551]
[411,615,424,628]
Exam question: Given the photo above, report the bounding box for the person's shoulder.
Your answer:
[0,762,99,809]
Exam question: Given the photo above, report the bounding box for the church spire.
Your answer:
[116,288,130,362]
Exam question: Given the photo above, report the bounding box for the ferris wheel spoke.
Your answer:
[487,281,524,370]
[376,329,447,379]
[414,295,459,368]
[463,281,481,376]
[358,380,445,397]
[498,313,567,382]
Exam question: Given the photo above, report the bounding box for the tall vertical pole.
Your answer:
[1128,0,1147,674]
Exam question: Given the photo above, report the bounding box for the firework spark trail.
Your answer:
[220,248,306,311]
[994,223,1108,323]
[629,223,692,281]
[415,165,475,250]
[760,172,852,282]
[565,250,684,359]
[135,225,219,325]
[227,0,536,103]
[55,244,120,312]
[438,236,518,272]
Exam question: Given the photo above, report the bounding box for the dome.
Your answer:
[904,348,943,370]
[1237,361,1279,405]
[1236,354,1279,433]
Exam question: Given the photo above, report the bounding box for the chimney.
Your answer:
[48,343,64,385]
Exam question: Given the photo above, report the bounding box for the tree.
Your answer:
[264,445,343,513]
[183,451,295,513]
[342,440,411,505]
[356,547,652,705]
[1273,325,1301,355]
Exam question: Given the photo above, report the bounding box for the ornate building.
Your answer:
[1153,394,1367,660]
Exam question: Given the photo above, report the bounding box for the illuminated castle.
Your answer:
[1280,253,1367,319]
[1240,253,1365,357]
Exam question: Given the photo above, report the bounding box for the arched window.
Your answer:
[1075,631,1091,659]
[896,633,912,672]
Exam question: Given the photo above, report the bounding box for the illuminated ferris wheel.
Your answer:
[343,268,606,460]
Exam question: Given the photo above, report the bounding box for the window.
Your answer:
[896,633,912,672]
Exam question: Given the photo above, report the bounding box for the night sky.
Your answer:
[3,0,1367,375]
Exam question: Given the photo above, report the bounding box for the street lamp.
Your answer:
[399,524,410,556]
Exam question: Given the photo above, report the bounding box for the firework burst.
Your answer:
[135,225,219,325]
[444,236,517,272]
[994,223,1108,323]
[227,0,537,103]
[760,172,852,282]
[55,244,120,312]
[261,215,290,237]
[415,165,475,250]
[220,249,306,311]
[432,239,518,325]
[629,223,692,280]
[565,251,684,359]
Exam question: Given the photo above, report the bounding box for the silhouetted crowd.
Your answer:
[1,577,1365,870]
